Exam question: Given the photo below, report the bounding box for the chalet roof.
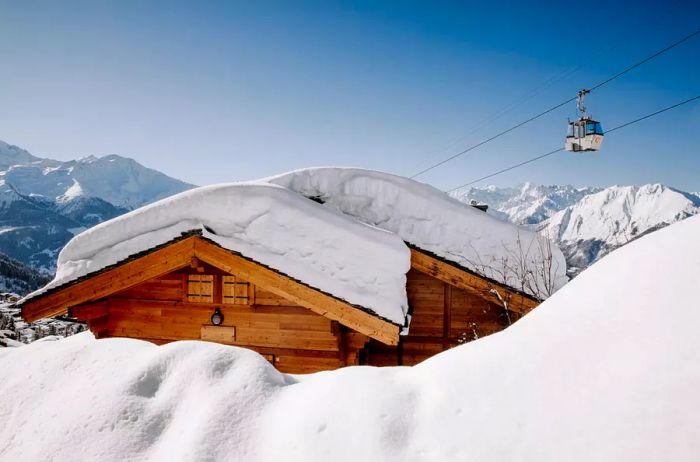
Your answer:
[19,168,567,323]
[20,181,410,325]
[267,168,568,297]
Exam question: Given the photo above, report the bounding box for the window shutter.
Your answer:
[222,275,253,305]
[187,275,214,303]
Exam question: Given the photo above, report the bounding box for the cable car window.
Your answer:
[595,122,603,134]
[585,122,596,135]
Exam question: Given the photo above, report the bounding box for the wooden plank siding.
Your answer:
[191,238,400,345]
[24,235,540,373]
[70,272,369,373]
[409,247,539,315]
[365,268,516,367]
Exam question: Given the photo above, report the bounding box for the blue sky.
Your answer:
[1,0,698,191]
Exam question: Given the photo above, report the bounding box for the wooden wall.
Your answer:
[72,263,368,374]
[72,264,519,373]
[365,268,512,367]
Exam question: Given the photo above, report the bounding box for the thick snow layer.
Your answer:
[22,182,410,324]
[2,215,700,461]
[268,168,568,297]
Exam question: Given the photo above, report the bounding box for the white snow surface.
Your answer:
[2,214,700,461]
[268,168,568,296]
[23,181,410,324]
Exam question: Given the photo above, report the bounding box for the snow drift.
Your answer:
[3,213,700,461]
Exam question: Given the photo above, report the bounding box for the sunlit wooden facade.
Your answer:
[21,234,539,373]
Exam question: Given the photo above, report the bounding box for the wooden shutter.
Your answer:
[187,274,214,303]
[222,275,253,305]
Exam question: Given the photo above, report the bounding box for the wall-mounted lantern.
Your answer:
[211,307,224,326]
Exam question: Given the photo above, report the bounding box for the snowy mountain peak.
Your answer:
[76,155,99,164]
[0,144,194,210]
[0,141,41,170]
[0,140,194,273]
[453,182,601,225]
[452,182,700,276]
[539,184,700,274]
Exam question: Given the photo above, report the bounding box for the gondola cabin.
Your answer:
[566,116,604,152]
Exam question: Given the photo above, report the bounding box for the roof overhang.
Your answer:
[408,245,540,315]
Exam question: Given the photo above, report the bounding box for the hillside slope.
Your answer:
[0,252,50,295]
[1,215,699,461]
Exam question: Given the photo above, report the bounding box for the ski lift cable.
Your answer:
[446,94,700,192]
[417,65,583,166]
[410,28,700,180]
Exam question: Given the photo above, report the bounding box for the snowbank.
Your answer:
[3,214,699,461]
[22,182,410,324]
[268,168,568,297]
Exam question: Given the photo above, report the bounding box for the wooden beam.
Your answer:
[21,237,197,322]
[69,302,109,321]
[409,248,539,315]
[443,283,451,341]
[193,238,400,345]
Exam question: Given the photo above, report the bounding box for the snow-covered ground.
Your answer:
[2,213,699,460]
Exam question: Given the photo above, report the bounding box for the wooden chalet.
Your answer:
[20,230,539,374]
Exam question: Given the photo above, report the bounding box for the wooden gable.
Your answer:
[20,235,541,373]
[20,235,401,346]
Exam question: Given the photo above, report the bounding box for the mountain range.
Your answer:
[0,139,698,292]
[0,140,193,276]
[454,183,700,275]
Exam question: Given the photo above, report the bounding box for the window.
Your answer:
[187,274,214,303]
[585,121,604,135]
[222,275,253,305]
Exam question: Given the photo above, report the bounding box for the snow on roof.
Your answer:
[267,167,568,297]
[20,167,567,320]
[21,182,411,324]
[3,215,700,460]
